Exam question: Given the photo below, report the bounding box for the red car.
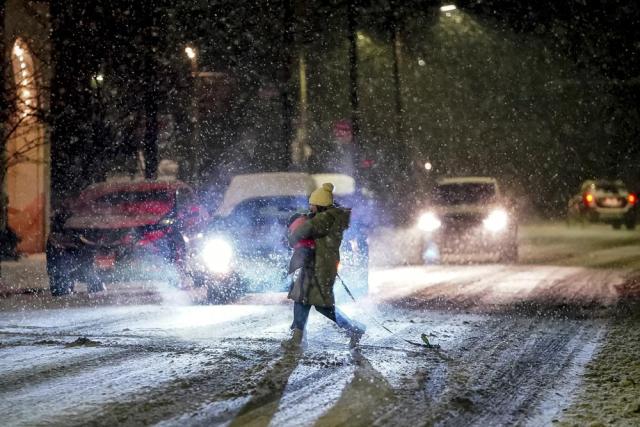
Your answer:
[46,180,207,295]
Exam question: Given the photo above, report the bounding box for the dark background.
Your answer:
[47,0,640,219]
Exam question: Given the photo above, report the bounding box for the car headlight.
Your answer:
[418,212,441,232]
[201,237,234,274]
[483,209,509,232]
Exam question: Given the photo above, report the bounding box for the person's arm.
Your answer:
[288,211,333,245]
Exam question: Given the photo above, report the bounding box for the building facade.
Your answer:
[3,0,50,253]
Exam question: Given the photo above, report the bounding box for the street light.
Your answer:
[185,46,196,60]
[440,4,457,12]
[184,45,201,181]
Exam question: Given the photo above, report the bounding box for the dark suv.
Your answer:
[417,177,518,263]
[46,180,207,296]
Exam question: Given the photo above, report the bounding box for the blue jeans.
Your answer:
[291,302,364,334]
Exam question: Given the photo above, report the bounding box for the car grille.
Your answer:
[75,228,132,247]
[441,213,484,230]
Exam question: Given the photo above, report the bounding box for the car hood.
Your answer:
[204,218,290,256]
[432,203,500,216]
[65,213,166,230]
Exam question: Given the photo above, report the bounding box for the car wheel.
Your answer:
[86,275,107,293]
[191,272,207,288]
[46,243,75,296]
[49,271,74,296]
[612,222,622,230]
[499,244,518,263]
[206,275,245,304]
[625,218,636,230]
[206,284,222,304]
[166,234,193,289]
[421,241,441,265]
[206,283,235,304]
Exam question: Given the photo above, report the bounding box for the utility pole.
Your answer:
[347,0,360,148]
[347,0,362,179]
[391,23,403,155]
[293,0,309,168]
[388,0,416,216]
[294,51,309,167]
[279,0,295,171]
[142,4,160,180]
[390,3,411,191]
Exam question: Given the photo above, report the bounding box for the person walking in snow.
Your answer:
[282,182,366,350]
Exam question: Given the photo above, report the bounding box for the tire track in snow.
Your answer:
[0,345,133,394]
[374,264,630,311]
[373,315,607,426]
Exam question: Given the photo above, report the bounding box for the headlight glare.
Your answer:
[418,212,441,232]
[483,209,509,232]
[201,237,234,274]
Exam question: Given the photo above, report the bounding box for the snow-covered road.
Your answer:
[0,263,633,426]
[0,295,608,427]
[1,223,639,426]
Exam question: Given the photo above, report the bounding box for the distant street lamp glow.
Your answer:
[425,162,433,171]
[185,46,196,60]
[440,4,457,12]
[418,59,426,67]
[95,74,104,83]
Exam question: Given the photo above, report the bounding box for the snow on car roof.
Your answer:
[437,176,498,185]
[311,173,356,196]
[79,180,188,199]
[217,172,316,216]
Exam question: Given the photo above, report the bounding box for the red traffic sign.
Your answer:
[333,119,353,141]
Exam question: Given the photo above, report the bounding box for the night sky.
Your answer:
[46,0,640,217]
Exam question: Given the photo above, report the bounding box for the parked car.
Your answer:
[417,177,518,263]
[46,179,209,296]
[567,180,637,229]
[190,172,372,303]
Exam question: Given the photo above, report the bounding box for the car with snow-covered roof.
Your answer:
[191,171,371,302]
[46,179,209,296]
[417,176,518,263]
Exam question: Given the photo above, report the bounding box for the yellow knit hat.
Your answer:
[309,183,334,207]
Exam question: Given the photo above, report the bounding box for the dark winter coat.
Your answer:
[287,206,351,307]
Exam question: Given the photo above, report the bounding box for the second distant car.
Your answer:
[567,180,637,229]
[417,177,518,263]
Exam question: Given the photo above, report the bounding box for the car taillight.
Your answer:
[138,228,168,246]
[583,193,595,206]
[628,193,637,205]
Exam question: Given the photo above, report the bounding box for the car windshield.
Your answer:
[76,189,174,215]
[433,183,496,205]
[230,196,309,227]
[595,182,626,193]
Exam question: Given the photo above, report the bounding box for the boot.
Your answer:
[281,328,305,350]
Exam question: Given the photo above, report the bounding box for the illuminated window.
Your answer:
[11,38,38,122]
